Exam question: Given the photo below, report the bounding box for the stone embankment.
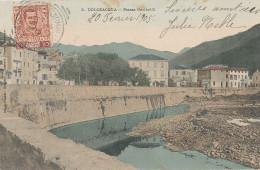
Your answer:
[129,92,260,169]
[0,110,136,170]
[1,85,259,130]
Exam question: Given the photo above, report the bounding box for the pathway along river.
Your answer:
[50,105,251,170]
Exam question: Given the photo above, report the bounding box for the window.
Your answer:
[245,75,247,79]
[238,75,240,79]
[234,75,237,80]
[15,71,17,76]
[230,75,233,80]
[181,71,186,75]
[0,61,2,65]
[231,82,233,87]
[24,62,25,67]
[28,63,29,67]
[213,81,215,86]
[161,63,164,68]
[44,56,47,60]
[20,52,22,58]
[176,71,178,75]
[161,71,164,77]
[154,62,157,68]
[42,74,48,80]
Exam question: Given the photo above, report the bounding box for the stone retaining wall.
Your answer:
[0,85,259,130]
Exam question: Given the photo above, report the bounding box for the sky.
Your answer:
[0,0,260,53]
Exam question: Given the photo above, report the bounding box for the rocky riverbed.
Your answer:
[128,92,260,169]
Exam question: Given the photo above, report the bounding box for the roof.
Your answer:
[171,65,191,70]
[200,67,248,72]
[129,55,167,61]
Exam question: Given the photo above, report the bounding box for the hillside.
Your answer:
[170,24,260,67]
[52,42,179,60]
[192,36,260,75]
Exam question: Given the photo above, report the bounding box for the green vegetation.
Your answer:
[57,53,150,86]
[192,36,260,75]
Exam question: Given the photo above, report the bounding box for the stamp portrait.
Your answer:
[13,4,51,49]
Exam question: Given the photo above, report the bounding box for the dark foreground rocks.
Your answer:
[129,92,260,169]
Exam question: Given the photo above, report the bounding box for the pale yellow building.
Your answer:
[37,50,64,85]
[252,69,260,87]
[6,45,24,84]
[128,55,168,87]
[22,48,38,84]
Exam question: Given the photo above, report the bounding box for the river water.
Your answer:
[50,105,251,170]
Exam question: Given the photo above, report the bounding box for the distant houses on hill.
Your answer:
[129,54,258,88]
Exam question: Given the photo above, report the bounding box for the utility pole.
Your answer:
[3,30,7,113]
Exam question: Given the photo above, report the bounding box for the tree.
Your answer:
[131,68,150,86]
[57,58,78,82]
[57,53,150,86]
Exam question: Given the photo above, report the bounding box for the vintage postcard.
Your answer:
[0,0,259,169]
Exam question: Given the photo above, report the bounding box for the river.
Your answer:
[50,105,251,170]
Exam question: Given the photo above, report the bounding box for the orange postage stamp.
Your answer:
[13,4,51,49]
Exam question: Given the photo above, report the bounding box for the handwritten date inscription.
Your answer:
[88,12,155,23]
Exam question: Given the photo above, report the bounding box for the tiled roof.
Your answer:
[129,55,167,61]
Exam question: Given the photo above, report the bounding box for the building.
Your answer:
[6,45,24,84]
[37,50,64,85]
[0,41,65,85]
[252,69,260,87]
[21,48,38,84]
[198,65,249,88]
[128,55,168,86]
[228,68,249,88]
[198,66,228,88]
[169,66,198,87]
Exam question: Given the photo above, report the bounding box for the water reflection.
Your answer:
[50,105,189,154]
[50,105,251,169]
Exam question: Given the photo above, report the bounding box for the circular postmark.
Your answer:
[13,0,69,49]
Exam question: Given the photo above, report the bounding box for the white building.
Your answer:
[198,65,249,88]
[169,66,198,87]
[228,68,249,88]
[6,46,24,84]
[128,55,168,86]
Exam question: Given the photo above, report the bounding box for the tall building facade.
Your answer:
[128,55,168,86]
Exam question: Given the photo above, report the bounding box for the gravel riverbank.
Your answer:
[128,92,260,169]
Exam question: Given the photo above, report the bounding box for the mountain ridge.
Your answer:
[169,24,260,67]
[52,41,181,60]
